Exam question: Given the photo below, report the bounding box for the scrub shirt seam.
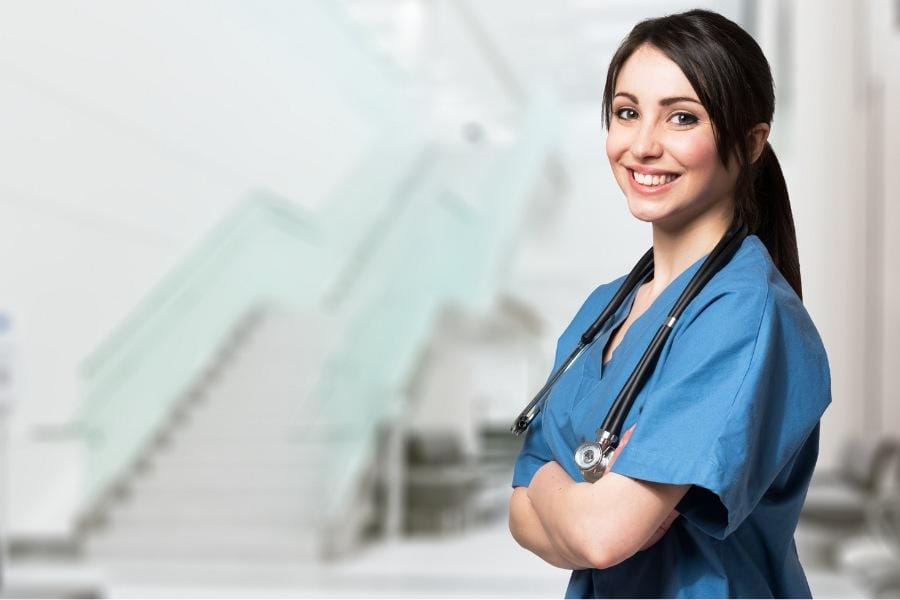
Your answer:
[709,279,771,526]
[614,275,771,537]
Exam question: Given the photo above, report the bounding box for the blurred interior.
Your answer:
[0,0,899,597]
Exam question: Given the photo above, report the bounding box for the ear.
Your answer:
[747,123,770,163]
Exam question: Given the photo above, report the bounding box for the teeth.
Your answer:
[633,170,678,186]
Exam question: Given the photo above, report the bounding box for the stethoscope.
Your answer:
[510,218,749,482]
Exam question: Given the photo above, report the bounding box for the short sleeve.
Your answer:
[607,283,832,539]
[511,281,620,488]
[511,408,553,488]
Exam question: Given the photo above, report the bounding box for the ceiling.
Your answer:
[336,0,748,125]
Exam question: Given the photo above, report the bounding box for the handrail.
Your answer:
[78,123,427,507]
[77,87,562,549]
[313,89,561,522]
[78,195,324,505]
[81,195,317,381]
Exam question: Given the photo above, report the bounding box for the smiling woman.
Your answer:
[508,8,831,599]
[606,44,770,240]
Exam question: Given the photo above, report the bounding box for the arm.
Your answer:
[527,425,688,569]
[508,486,585,569]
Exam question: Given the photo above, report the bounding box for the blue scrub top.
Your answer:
[512,234,832,598]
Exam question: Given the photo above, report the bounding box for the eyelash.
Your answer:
[614,107,699,127]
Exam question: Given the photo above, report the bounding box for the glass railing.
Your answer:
[78,89,561,548]
[78,117,426,507]
[312,89,561,522]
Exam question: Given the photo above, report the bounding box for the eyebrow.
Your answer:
[614,91,702,107]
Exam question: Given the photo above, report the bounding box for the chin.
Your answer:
[625,197,675,224]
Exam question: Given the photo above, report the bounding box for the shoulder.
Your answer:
[680,236,814,329]
[674,235,830,376]
[688,234,774,310]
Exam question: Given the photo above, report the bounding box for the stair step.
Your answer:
[96,518,321,539]
[129,475,318,497]
[108,506,320,530]
[141,462,315,485]
[88,530,320,561]
[161,427,327,444]
[89,558,324,587]
[85,308,367,573]
[161,424,354,445]
[108,495,320,525]
[150,438,329,462]
[147,452,316,471]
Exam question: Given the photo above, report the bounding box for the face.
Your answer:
[606,43,739,231]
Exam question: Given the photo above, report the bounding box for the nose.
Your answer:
[631,120,663,159]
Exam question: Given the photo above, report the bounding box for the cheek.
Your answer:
[668,133,719,171]
[605,127,628,162]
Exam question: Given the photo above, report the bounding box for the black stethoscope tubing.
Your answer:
[511,218,749,476]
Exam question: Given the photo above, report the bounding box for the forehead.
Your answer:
[614,44,697,100]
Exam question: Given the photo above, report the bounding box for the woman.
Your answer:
[508,9,831,598]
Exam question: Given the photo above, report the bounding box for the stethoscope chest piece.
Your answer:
[574,429,617,483]
[510,220,749,485]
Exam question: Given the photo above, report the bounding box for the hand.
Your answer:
[606,424,680,551]
[639,509,680,550]
[604,423,637,473]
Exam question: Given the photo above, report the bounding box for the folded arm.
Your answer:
[526,460,688,569]
[510,425,688,570]
[508,486,585,569]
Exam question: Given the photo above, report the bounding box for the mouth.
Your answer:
[627,168,681,194]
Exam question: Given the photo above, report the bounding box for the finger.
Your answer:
[639,513,680,552]
[619,423,637,447]
[639,527,665,551]
[663,510,680,527]
[605,424,638,474]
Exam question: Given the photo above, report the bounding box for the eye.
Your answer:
[614,107,638,120]
[670,112,698,126]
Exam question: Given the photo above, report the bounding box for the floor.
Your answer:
[4,508,878,599]
[91,518,869,599]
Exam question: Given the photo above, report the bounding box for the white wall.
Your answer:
[779,0,868,467]
[0,0,405,534]
[871,0,900,437]
[783,0,900,466]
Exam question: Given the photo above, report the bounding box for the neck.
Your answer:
[646,206,734,295]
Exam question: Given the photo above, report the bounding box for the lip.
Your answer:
[626,165,680,176]
[627,168,681,195]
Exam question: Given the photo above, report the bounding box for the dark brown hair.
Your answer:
[602,8,802,299]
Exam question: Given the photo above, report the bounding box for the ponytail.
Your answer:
[602,9,804,299]
[738,141,803,300]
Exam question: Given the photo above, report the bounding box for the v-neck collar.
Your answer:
[583,249,712,382]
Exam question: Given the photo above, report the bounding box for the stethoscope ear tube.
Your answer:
[511,218,749,485]
[599,219,749,438]
[667,220,749,320]
[510,340,587,435]
[579,248,655,346]
[510,247,655,436]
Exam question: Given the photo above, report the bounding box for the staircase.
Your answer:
[84,307,362,586]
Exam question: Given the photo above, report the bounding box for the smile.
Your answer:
[628,168,681,193]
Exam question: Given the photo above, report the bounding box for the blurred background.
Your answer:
[0,0,898,597]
